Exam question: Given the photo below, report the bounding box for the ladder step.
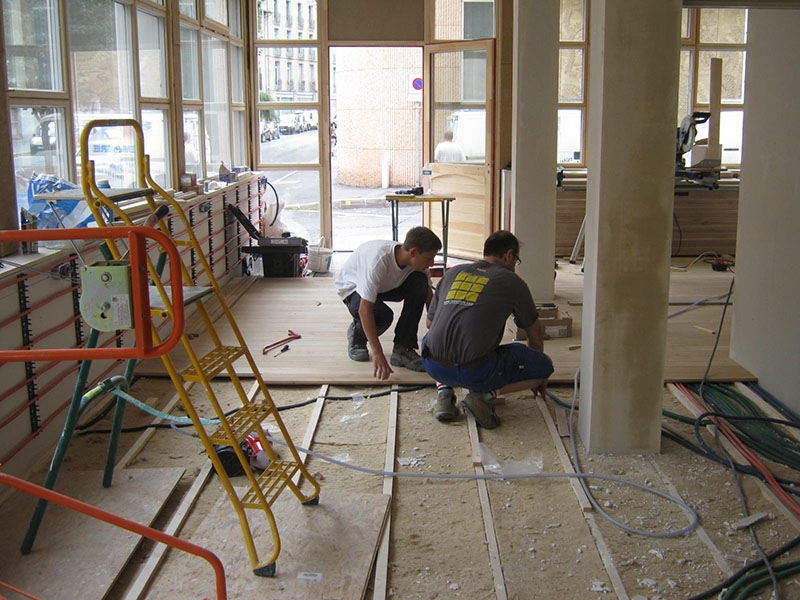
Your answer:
[241,460,299,508]
[149,285,213,310]
[208,402,273,446]
[181,346,245,381]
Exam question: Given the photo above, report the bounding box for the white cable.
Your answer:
[266,431,699,538]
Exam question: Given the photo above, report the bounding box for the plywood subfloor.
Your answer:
[146,490,390,599]
[136,260,753,384]
[0,468,184,600]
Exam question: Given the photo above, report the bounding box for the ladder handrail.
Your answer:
[0,226,184,362]
[0,472,227,600]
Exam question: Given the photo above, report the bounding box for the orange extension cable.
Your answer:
[674,382,800,517]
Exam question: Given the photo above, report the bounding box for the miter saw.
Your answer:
[675,111,721,190]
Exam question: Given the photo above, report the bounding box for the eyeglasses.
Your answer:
[514,254,522,266]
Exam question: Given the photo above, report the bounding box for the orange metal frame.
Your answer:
[0,226,183,362]
[0,472,226,600]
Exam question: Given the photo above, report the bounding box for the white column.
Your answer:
[578,0,682,453]
[511,0,559,302]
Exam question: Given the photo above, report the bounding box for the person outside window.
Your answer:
[434,129,465,163]
[421,230,554,428]
[335,226,442,380]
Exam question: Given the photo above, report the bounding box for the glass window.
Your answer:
[695,110,743,165]
[697,50,746,104]
[699,8,747,44]
[202,33,231,173]
[260,169,321,242]
[432,50,488,164]
[67,1,134,115]
[138,11,167,99]
[558,0,587,166]
[435,0,495,41]
[231,44,244,103]
[10,106,69,209]
[204,0,228,26]
[142,108,170,187]
[558,48,583,103]
[677,49,692,125]
[257,0,316,40]
[81,121,138,189]
[260,109,318,164]
[678,8,747,166]
[4,0,63,92]
[181,26,201,100]
[557,109,582,164]
[257,47,318,102]
[180,0,197,19]
[232,110,246,166]
[560,0,585,42]
[183,110,206,177]
[228,0,242,38]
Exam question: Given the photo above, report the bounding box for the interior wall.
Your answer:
[731,9,800,410]
[327,0,424,42]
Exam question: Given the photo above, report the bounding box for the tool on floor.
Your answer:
[273,344,291,357]
[262,329,301,354]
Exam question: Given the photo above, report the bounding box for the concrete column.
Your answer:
[511,0,558,302]
[578,0,681,453]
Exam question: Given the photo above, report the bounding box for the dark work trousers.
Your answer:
[343,270,428,350]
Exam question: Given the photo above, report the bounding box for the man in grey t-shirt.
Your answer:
[422,230,554,428]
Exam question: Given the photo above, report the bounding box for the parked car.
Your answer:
[29,116,58,154]
[260,120,280,142]
[278,113,298,134]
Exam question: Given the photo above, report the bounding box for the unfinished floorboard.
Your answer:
[0,469,184,600]
[372,386,399,599]
[466,412,508,600]
[145,488,390,599]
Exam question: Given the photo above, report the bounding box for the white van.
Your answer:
[447,110,486,163]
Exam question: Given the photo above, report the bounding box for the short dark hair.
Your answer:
[483,230,519,258]
[403,226,442,253]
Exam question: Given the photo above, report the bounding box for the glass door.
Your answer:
[424,40,494,259]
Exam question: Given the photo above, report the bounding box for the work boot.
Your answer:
[347,322,369,362]
[461,391,500,429]
[389,345,425,371]
[433,388,458,422]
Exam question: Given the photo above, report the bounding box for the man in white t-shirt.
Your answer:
[335,227,442,380]
[434,129,465,163]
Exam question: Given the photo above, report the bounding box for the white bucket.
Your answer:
[307,238,333,273]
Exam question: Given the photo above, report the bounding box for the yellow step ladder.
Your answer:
[79,118,320,577]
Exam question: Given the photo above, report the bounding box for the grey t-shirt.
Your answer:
[425,261,538,365]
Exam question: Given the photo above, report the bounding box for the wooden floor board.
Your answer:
[136,260,753,384]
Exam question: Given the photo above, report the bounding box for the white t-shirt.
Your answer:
[334,240,414,302]
[434,141,465,163]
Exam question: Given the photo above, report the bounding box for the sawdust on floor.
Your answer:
[57,378,800,599]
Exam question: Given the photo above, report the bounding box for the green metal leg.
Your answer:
[21,328,100,554]
[102,363,136,488]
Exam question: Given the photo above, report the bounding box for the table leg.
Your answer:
[391,201,399,242]
[441,200,450,270]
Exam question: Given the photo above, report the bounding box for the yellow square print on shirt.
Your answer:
[445,272,489,303]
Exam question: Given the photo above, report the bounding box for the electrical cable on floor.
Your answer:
[264,433,699,538]
[686,534,800,600]
[667,291,731,319]
[78,380,698,538]
[684,276,781,599]
[77,386,430,435]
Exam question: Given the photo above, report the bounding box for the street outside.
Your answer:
[258,127,422,251]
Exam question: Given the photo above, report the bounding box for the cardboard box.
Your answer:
[536,303,559,319]
[541,311,573,339]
